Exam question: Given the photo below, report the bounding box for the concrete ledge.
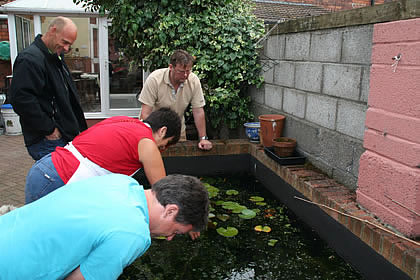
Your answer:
[270,0,420,35]
[162,139,420,279]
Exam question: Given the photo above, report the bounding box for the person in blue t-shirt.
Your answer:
[0,173,209,280]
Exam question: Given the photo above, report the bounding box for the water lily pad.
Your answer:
[256,202,267,206]
[226,189,239,195]
[222,201,241,210]
[205,183,220,199]
[249,196,264,202]
[254,225,271,232]
[216,214,230,221]
[216,227,238,237]
[208,213,215,219]
[231,205,247,213]
[268,239,278,246]
[214,200,225,206]
[238,209,256,219]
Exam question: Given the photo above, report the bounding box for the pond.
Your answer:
[119,175,364,280]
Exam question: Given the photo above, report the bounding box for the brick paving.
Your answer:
[0,134,33,207]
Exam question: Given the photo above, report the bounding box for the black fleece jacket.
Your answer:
[10,34,87,146]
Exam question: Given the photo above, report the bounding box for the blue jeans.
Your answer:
[25,153,65,204]
[27,138,68,161]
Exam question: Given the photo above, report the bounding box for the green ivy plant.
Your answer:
[74,0,265,130]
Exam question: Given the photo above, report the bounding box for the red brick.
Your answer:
[381,236,395,261]
[361,224,374,245]
[372,228,382,253]
[402,249,419,279]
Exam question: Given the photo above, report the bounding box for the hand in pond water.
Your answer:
[188,231,201,240]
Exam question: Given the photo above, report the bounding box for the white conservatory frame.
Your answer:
[0,0,141,119]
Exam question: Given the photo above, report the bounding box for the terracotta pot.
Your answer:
[272,137,296,157]
[258,114,285,147]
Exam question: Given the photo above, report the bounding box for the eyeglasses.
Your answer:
[174,69,191,75]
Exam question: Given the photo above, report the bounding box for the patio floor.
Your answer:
[0,134,33,207]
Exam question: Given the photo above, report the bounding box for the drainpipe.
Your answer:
[371,0,375,6]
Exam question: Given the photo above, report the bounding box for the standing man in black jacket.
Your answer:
[10,16,87,161]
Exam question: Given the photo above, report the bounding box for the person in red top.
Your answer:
[25,108,181,204]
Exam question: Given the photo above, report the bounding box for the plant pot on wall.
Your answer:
[258,114,285,147]
[272,137,296,157]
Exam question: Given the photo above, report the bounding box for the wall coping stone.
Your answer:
[163,139,420,279]
[269,0,420,35]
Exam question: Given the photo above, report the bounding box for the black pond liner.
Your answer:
[159,154,410,280]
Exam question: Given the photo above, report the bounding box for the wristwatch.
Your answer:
[200,135,208,140]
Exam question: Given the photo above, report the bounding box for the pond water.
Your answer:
[120,175,364,280]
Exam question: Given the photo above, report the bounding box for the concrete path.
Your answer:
[0,134,33,207]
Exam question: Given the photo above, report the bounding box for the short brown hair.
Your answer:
[170,49,195,67]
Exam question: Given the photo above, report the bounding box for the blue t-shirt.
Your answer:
[0,174,151,280]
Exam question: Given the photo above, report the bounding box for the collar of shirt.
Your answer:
[164,68,184,96]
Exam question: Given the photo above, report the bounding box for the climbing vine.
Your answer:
[75,0,265,129]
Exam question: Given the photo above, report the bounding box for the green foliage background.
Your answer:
[75,0,265,130]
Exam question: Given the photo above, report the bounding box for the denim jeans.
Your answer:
[25,153,65,204]
[27,138,68,161]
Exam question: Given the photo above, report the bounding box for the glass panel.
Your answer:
[41,16,101,113]
[108,34,143,109]
[15,15,33,53]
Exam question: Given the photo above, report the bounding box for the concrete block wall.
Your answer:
[356,18,420,237]
[251,24,372,189]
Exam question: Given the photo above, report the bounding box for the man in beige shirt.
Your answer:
[138,49,212,150]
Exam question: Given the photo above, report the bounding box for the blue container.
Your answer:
[244,122,260,143]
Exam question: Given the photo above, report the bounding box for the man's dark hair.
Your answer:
[170,49,195,67]
[152,174,209,231]
[144,108,181,145]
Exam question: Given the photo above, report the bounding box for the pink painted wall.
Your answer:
[357,18,420,237]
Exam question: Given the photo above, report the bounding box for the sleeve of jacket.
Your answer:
[10,54,56,136]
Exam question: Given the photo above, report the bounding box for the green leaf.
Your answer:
[216,214,230,221]
[249,196,264,202]
[238,209,256,219]
[226,189,239,195]
[216,227,238,237]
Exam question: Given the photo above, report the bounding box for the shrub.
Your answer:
[75,0,265,130]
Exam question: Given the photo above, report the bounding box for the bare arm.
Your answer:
[138,138,166,185]
[140,104,153,121]
[192,107,212,150]
[65,267,85,280]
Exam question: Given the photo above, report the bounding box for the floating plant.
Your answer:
[204,183,220,199]
[255,202,267,206]
[221,201,240,210]
[216,214,230,222]
[238,209,256,219]
[120,175,364,280]
[221,201,247,214]
[216,226,239,237]
[226,189,239,195]
[254,225,272,232]
[249,196,264,202]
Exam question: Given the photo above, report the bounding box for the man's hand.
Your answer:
[45,127,62,140]
[188,231,201,240]
[198,139,212,150]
